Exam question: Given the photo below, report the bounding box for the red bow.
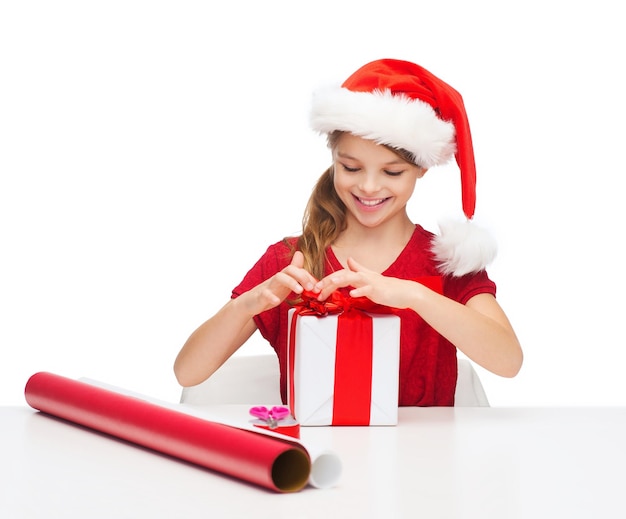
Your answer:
[295,290,390,317]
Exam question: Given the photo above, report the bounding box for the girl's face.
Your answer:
[332,133,426,230]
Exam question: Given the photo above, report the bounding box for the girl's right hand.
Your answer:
[174,251,317,387]
[244,251,318,315]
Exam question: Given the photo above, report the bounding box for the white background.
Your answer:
[1,1,624,407]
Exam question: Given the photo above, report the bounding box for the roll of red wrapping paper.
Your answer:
[24,372,311,493]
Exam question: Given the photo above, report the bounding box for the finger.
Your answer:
[258,288,282,310]
[347,256,370,273]
[314,272,355,300]
[313,273,339,295]
[312,279,332,301]
[291,250,304,268]
[346,256,360,272]
[272,271,307,295]
[283,266,317,292]
[349,285,372,299]
[283,251,319,291]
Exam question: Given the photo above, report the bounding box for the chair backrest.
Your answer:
[180,354,489,407]
[181,354,281,406]
[455,357,490,406]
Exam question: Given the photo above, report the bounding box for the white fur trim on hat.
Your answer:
[431,220,498,277]
[310,86,457,168]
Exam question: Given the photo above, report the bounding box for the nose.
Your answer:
[358,171,380,194]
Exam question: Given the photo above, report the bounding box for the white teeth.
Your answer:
[358,197,386,206]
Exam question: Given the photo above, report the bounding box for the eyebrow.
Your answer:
[336,151,406,165]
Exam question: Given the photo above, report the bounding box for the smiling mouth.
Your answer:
[354,196,389,207]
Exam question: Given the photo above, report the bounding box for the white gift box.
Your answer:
[287,308,400,426]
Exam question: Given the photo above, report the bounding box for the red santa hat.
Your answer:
[310,58,497,276]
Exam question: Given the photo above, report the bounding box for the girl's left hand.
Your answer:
[314,257,417,309]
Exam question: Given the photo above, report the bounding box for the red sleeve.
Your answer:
[443,269,497,305]
[231,239,295,347]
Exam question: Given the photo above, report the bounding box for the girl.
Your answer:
[174,59,522,406]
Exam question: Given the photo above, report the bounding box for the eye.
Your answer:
[340,163,360,173]
[384,170,404,177]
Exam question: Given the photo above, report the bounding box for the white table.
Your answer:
[2,405,625,518]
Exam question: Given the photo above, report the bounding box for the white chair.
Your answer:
[180,353,489,407]
[181,354,281,406]
[454,357,490,407]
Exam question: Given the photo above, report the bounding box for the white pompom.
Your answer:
[431,219,498,277]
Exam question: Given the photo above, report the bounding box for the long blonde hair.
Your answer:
[289,131,417,280]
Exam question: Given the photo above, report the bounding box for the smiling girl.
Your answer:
[174,59,522,406]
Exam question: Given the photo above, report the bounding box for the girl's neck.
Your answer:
[331,216,416,273]
[336,212,415,246]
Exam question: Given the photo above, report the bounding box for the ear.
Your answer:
[416,167,428,179]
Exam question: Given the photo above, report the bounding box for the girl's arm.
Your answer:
[173,297,258,387]
[403,290,522,378]
[314,257,522,378]
[173,251,318,387]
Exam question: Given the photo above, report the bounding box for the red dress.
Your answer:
[232,225,496,406]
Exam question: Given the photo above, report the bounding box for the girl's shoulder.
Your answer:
[269,236,298,258]
[389,226,496,300]
[253,236,299,270]
[412,224,437,242]
[231,237,299,297]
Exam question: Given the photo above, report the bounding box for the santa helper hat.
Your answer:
[310,59,497,277]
